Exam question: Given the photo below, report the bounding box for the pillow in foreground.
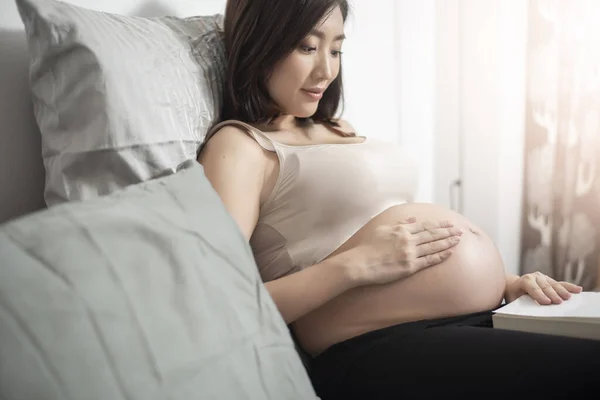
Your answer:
[0,160,317,400]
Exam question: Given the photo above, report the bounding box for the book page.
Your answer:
[493,292,600,318]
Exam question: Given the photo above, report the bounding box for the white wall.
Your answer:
[337,0,400,143]
[396,0,528,274]
[434,0,462,211]
[395,0,437,204]
[457,0,528,275]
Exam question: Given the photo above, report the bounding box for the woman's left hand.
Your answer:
[504,271,583,305]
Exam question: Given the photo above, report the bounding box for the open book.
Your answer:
[492,291,600,341]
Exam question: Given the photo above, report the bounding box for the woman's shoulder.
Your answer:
[206,119,258,138]
[199,120,268,160]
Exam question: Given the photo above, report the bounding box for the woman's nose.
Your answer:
[315,53,333,80]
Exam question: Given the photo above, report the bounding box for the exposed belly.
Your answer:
[292,202,507,356]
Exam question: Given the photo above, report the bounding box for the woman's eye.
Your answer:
[299,45,342,57]
[300,45,317,53]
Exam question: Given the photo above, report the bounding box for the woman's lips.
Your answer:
[302,89,323,101]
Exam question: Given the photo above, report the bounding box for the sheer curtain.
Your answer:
[520,0,600,290]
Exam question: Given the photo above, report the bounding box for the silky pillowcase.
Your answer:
[16,0,226,205]
[0,160,319,400]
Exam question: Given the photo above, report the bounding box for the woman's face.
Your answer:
[266,6,345,118]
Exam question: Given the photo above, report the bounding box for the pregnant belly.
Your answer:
[292,202,507,356]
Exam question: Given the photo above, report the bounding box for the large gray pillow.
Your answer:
[0,160,318,400]
[16,0,226,206]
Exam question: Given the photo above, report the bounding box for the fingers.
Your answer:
[398,216,417,224]
[547,277,583,299]
[394,218,463,264]
[415,235,461,258]
[405,219,454,233]
[550,281,573,301]
[535,273,563,304]
[412,248,454,272]
[522,276,552,305]
[544,276,571,301]
[524,272,584,305]
[401,219,463,245]
[555,280,583,294]
[413,226,464,245]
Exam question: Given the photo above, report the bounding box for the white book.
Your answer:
[492,291,600,341]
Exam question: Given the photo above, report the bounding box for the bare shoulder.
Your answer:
[196,124,267,240]
[198,125,266,163]
[333,118,358,136]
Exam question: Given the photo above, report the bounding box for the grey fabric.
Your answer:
[0,160,318,400]
[0,26,46,225]
[16,0,226,206]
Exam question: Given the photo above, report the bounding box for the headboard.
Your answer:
[0,0,226,224]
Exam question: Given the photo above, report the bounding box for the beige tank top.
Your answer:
[204,120,419,282]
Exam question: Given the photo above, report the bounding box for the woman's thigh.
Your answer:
[309,312,599,399]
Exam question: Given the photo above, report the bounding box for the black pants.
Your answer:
[308,310,600,399]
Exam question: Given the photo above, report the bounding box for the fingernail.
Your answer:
[452,236,461,243]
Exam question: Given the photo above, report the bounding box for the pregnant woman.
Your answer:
[198,0,600,398]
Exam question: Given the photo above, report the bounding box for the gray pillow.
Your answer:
[16,0,226,206]
[0,160,318,400]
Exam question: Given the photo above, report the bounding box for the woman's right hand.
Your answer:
[354,217,463,285]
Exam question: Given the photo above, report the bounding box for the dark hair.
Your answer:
[221,0,350,128]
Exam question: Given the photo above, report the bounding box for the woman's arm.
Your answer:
[505,272,520,287]
[503,272,520,303]
[264,248,366,323]
[198,127,364,323]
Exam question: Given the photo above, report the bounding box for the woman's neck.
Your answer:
[256,114,312,134]
[269,114,300,131]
